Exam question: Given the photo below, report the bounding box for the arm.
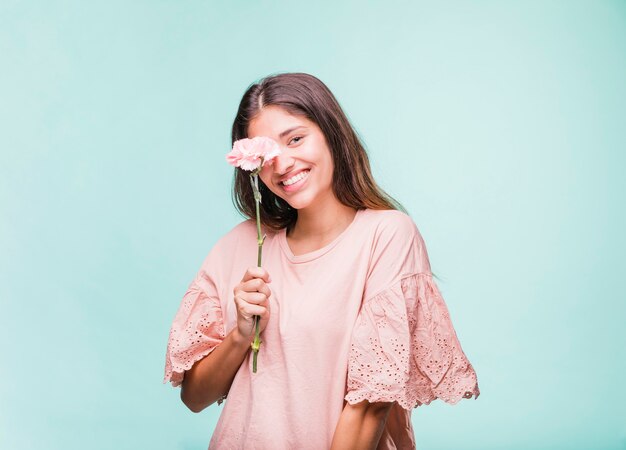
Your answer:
[180,327,251,413]
[330,400,394,450]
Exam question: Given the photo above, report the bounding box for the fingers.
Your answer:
[233,278,271,300]
[234,296,269,318]
[234,267,272,329]
[238,291,268,305]
[239,303,266,317]
[241,266,272,284]
[235,267,272,299]
[240,278,271,298]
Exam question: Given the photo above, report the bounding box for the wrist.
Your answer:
[232,328,252,349]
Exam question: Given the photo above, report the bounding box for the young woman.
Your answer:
[163,72,480,449]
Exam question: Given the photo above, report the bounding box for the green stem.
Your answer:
[250,170,264,373]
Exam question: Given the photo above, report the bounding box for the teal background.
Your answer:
[1,1,625,449]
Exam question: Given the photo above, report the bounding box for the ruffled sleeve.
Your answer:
[344,211,480,409]
[163,267,227,401]
[345,272,480,410]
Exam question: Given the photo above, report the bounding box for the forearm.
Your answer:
[180,327,251,413]
[330,401,392,450]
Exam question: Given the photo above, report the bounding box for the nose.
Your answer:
[271,150,295,177]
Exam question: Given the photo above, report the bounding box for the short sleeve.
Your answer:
[344,212,480,410]
[163,267,226,398]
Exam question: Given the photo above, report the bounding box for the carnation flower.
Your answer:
[226,136,281,171]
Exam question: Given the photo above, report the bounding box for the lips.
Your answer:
[279,169,310,193]
[279,169,310,185]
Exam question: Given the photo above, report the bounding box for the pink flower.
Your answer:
[226,136,282,171]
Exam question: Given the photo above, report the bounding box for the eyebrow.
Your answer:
[279,126,307,138]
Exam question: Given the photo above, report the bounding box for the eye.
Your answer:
[289,136,303,145]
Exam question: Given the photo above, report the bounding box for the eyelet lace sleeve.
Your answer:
[163,270,226,402]
[345,272,480,410]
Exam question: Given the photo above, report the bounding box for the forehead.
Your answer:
[247,106,312,139]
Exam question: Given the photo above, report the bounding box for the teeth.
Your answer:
[282,170,309,186]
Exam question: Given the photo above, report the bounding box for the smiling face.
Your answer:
[248,105,336,213]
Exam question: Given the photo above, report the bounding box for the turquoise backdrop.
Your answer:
[1,1,625,449]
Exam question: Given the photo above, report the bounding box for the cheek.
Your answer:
[259,171,282,196]
[322,156,334,184]
[258,168,272,187]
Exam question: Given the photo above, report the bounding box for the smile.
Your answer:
[282,170,310,186]
[280,169,310,192]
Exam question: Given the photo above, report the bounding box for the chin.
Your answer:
[283,194,315,211]
[284,200,308,210]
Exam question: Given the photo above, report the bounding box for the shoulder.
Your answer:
[192,218,260,282]
[215,219,257,251]
[200,218,257,267]
[360,208,419,241]
[360,208,432,274]
[229,217,257,235]
[364,210,429,299]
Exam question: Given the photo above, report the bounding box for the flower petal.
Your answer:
[226,136,282,170]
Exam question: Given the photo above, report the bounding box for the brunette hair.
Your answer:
[230,72,406,232]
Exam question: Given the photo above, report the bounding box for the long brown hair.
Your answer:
[230,72,406,232]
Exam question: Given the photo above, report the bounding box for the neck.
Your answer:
[289,200,357,241]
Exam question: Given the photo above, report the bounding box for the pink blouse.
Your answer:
[163,208,480,449]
